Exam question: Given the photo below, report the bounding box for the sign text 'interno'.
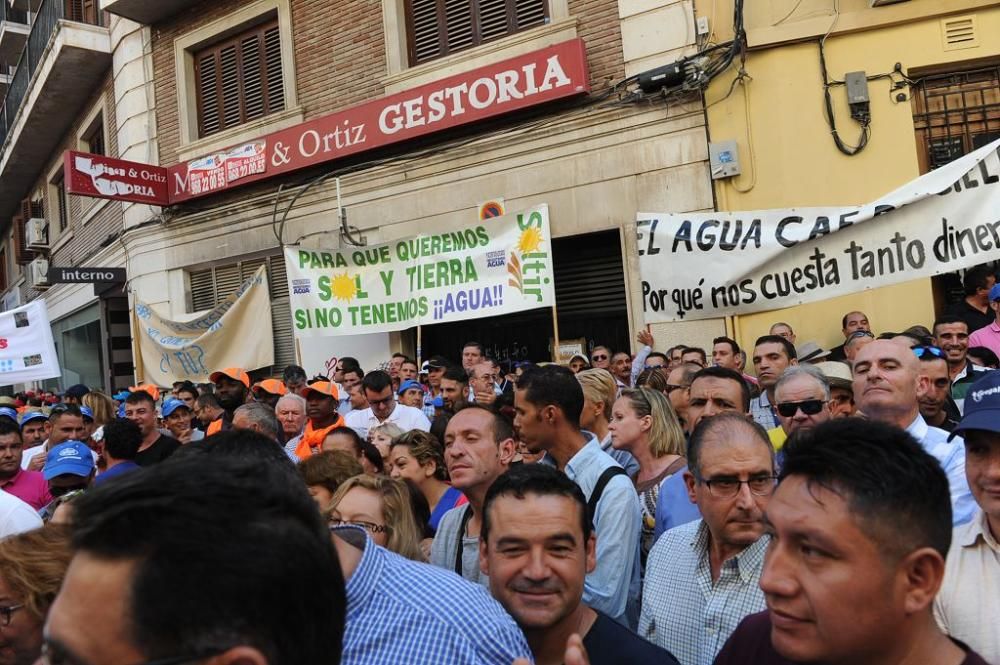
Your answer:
[64,40,589,207]
[48,267,127,284]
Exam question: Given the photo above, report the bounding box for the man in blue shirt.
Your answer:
[93,418,143,485]
[515,365,641,626]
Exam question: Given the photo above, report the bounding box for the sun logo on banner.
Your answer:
[330,273,359,302]
[517,227,543,254]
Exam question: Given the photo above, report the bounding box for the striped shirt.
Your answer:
[340,527,531,664]
[639,519,768,665]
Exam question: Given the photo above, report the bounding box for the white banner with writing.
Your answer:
[135,266,274,385]
[285,204,556,336]
[0,300,60,385]
[638,138,1000,322]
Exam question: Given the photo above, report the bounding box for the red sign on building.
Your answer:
[64,151,170,206]
[66,39,589,206]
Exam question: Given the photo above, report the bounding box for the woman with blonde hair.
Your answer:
[388,430,465,533]
[328,475,424,561]
[575,368,638,476]
[369,422,404,468]
[81,390,115,427]
[609,387,686,565]
[0,525,73,665]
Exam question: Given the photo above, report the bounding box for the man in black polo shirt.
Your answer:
[943,265,996,335]
[123,391,179,466]
[481,464,678,665]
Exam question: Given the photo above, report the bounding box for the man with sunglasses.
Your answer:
[590,345,612,371]
[853,339,975,525]
[345,370,430,442]
[641,413,775,664]
[915,345,961,432]
[768,365,833,455]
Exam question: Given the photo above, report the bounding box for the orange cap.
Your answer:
[253,379,287,396]
[210,368,251,388]
[129,384,161,401]
[304,381,339,400]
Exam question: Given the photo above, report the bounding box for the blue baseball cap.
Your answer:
[80,406,94,422]
[432,396,445,408]
[950,371,1000,440]
[19,411,47,428]
[43,441,95,481]
[0,407,17,422]
[161,398,190,418]
[990,284,1000,302]
[113,390,131,401]
[398,380,422,396]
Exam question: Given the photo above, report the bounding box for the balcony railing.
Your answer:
[0,0,101,149]
[0,3,30,26]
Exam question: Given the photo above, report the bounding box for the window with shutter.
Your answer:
[194,20,285,139]
[54,175,69,232]
[64,0,101,26]
[187,256,294,372]
[405,0,548,65]
[81,114,105,156]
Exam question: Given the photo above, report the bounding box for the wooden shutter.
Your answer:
[14,199,35,265]
[65,0,99,24]
[194,20,285,138]
[188,256,293,372]
[0,248,7,293]
[405,0,548,65]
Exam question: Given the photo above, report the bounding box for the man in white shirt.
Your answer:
[22,405,91,471]
[345,370,430,441]
[0,490,41,537]
[935,371,1000,664]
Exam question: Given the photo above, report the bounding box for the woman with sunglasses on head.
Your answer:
[0,525,72,665]
[327,475,425,561]
[608,387,686,568]
[388,430,465,534]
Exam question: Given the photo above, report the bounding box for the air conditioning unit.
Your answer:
[27,257,49,290]
[25,217,48,250]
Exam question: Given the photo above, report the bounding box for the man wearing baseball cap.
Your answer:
[968,283,1000,359]
[0,420,50,510]
[397,379,425,409]
[252,378,287,409]
[935,371,1000,663]
[206,368,251,436]
[19,411,48,450]
[41,440,96,521]
[293,381,345,460]
[161,398,204,444]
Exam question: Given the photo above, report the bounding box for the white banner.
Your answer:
[638,138,1000,322]
[135,266,274,385]
[0,300,61,385]
[285,204,556,336]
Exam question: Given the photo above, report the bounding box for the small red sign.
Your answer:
[64,151,170,206]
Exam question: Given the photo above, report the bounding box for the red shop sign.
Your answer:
[64,151,170,206]
[65,38,589,206]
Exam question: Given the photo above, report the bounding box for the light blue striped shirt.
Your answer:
[564,433,642,627]
[640,519,768,665]
[339,527,532,664]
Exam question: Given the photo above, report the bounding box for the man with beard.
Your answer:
[293,381,345,460]
[206,368,251,436]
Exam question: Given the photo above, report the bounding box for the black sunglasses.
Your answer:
[776,399,826,418]
[913,346,945,359]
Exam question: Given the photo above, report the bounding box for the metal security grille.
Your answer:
[405,0,548,65]
[194,19,284,138]
[912,65,1000,172]
[188,255,294,373]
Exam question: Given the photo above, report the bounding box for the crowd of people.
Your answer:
[0,269,998,664]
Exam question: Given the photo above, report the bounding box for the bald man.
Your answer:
[852,340,975,525]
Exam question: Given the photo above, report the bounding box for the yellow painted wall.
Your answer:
[697,1,1000,354]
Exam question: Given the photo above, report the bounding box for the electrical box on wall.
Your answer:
[709,141,741,180]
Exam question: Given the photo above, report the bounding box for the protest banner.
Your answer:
[285,204,556,336]
[0,300,61,385]
[638,138,1000,322]
[135,266,273,385]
